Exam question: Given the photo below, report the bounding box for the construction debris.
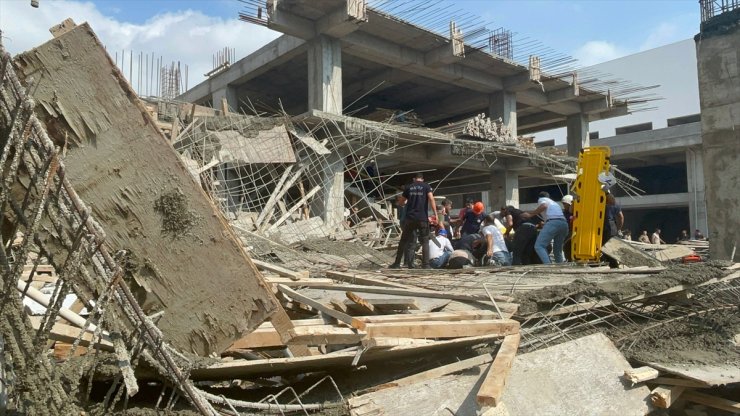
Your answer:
[0,9,738,416]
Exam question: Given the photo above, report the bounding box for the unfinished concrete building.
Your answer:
[179,0,655,219]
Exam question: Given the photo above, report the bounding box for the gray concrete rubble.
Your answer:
[0,1,739,415]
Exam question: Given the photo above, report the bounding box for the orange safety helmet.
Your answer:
[472,201,484,215]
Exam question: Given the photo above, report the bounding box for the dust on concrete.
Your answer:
[516,262,730,315]
[154,188,198,238]
[627,310,740,367]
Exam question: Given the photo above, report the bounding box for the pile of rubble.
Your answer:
[1,22,738,416]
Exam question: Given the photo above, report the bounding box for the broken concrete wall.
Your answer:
[695,9,740,261]
[13,23,277,355]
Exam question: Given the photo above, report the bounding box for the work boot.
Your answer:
[388,263,401,269]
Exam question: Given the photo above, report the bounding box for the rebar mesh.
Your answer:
[0,39,217,415]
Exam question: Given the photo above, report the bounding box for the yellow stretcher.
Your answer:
[571,147,611,262]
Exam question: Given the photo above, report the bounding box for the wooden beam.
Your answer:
[268,308,313,356]
[364,319,519,339]
[264,277,334,287]
[651,385,685,408]
[682,391,740,414]
[292,282,514,304]
[266,185,321,232]
[352,310,499,330]
[252,259,309,280]
[326,270,413,289]
[277,285,355,326]
[345,291,376,314]
[28,316,113,351]
[287,325,365,345]
[361,337,435,349]
[476,333,520,408]
[650,377,711,388]
[624,366,660,384]
[346,298,419,311]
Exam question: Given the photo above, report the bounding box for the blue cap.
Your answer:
[438,229,448,236]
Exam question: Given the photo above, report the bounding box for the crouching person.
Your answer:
[481,213,512,266]
[428,228,454,269]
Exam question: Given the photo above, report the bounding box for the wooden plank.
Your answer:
[192,333,506,381]
[257,166,306,232]
[650,377,710,388]
[227,327,284,349]
[346,298,419,311]
[254,165,294,228]
[266,185,321,232]
[352,310,499,330]
[361,337,435,349]
[365,353,494,393]
[268,308,313,356]
[28,316,112,351]
[623,366,660,384]
[326,270,415,289]
[682,391,740,414]
[476,333,520,408]
[345,291,376,315]
[293,282,516,305]
[264,277,333,287]
[330,299,349,313]
[252,259,309,280]
[364,320,519,340]
[287,326,365,345]
[650,385,685,408]
[277,285,355,326]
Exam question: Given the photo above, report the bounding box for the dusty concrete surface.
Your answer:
[515,262,728,314]
[501,333,652,415]
[13,23,277,355]
[695,8,740,261]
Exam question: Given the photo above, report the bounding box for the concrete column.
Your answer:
[308,153,345,232]
[686,147,709,239]
[308,35,342,114]
[566,113,589,157]
[488,170,519,210]
[211,85,238,112]
[488,91,517,139]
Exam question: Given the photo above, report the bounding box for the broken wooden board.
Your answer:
[500,333,653,415]
[646,361,740,386]
[477,333,520,408]
[14,23,277,356]
[192,333,504,381]
[602,238,663,268]
[364,320,519,339]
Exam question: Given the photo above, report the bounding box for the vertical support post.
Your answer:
[308,35,342,114]
[211,86,238,113]
[489,169,519,210]
[686,147,708,237]
[566,113,589,157]
[488,91,517,140]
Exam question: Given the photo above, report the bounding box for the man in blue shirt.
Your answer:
[389,173,438,269]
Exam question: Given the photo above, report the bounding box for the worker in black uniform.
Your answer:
[389,173,438,269]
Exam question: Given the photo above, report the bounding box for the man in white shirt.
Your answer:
[522,191,569,264]
[652,228,665,245]
[428,228,454,268]
[480,213,511,266]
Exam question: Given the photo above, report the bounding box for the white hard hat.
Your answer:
[561,195,574,204]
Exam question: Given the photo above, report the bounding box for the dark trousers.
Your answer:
[393,219,431,267]
[512,224,538,265]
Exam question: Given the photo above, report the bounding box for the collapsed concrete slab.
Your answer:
[350,333,652,416]
[13,22,278,355]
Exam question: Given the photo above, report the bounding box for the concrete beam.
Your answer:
[178,35,307,104]
[582,97,611,114]
[547,84,578,103]
[344,68,416,100]
[267,1,367,39]
[342,31,504,93]
[425,21,466,67]
[518,111,565,131]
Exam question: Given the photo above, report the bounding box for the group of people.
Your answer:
[389,173,581,269]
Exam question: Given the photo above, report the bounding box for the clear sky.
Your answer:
[0,0,702,135]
